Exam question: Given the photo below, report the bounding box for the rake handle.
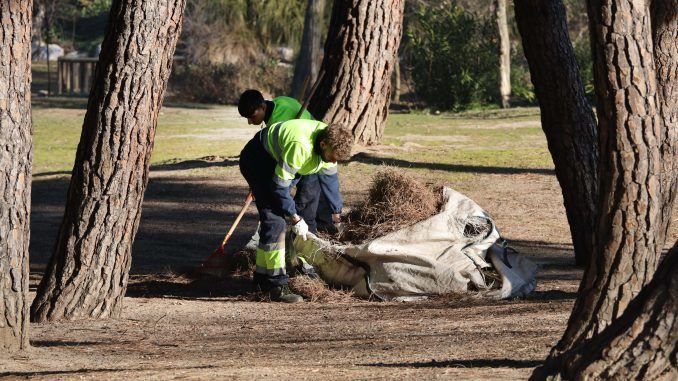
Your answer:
[295,70,325,119]
[220,191,254,248]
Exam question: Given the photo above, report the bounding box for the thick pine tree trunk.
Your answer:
[514,0,599,267]
[652,0,678,249]
[532,242,678,380]
[0,0,33,351]
[496,0,511,108]
[308,0,404,145]
[547,0,665,356]
[30,0,185,322]
[291,0,325,98]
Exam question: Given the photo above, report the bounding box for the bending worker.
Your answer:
[238,89,343,234]
[239,119,353,302]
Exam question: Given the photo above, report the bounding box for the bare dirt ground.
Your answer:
[3,119,676,380]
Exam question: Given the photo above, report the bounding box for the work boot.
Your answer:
[269,285,304,303]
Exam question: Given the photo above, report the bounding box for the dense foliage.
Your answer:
[181,0,306,61]
[406,1,499,110]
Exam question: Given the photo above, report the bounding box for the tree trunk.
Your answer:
[548,0,665,356]
[30,0,185,322]
[392,56,401,103]
[532,242,678,380]
[514,0,599,267]
[652,0,678,250]
[308,0,404,145]
[0,0,33,351]
[496,0,511,108]
[291,0,325,98]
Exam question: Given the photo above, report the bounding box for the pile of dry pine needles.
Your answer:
[340,167,443,243]
[288,276,354,302]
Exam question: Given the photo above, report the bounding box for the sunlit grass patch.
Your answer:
[32,104,550,181]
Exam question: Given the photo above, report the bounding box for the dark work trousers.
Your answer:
[292,174,321,234]
[315,191,333,231]
[240,134,288,289]
[239,133,322,289]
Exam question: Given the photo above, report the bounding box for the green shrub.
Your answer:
[407,1,499,111]
[510,44,537,106]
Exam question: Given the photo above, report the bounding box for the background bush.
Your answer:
[406,1,499,111]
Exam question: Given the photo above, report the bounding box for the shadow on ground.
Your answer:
[125,275,255,299]
[30,340,110,347]
[363,358,542,368]
[0,365,216,378]
[32,157,241,179]
[30,173,257,277]
[350,152,555,175]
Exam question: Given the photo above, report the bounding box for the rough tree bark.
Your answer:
[652,0,678,250]
[533,242,677,380]
[0,0,33,351]
[291,0,325,98]
[495,0,511,108]
[514,0,599,267]
[308,0,404,145]
[546,0,667,358]
[30,0,185,322]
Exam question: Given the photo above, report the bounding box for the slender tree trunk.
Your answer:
[652,0,678,249]
[548,0,665,356]
[30,0,185,323]
[496,0,511,108]
[308,0,404,145]
[0,0,33,351]
[291,0,325,98]
[532,242,678,380]
[32,0,44,44]
[392,56,401,103]
[46,22,50,95]
[514,0,599,267]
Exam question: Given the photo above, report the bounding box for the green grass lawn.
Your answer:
[32,98,552,182]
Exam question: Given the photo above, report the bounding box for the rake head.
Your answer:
[195,245,230,278]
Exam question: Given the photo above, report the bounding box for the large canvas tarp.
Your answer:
[292,187,537,301]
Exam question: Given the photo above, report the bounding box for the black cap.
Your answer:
[238,89,265,117]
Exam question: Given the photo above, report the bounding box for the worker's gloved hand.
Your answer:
[331,213,343,235]
[334,222,344,235]
[292,218,309,241]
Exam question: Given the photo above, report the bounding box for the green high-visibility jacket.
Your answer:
[263,119,337,185]
[265,96,314,126]
[262,119,339,217]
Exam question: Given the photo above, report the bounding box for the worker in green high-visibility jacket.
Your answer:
[238,89,313,126]
[238,90,344,235]
[239,119,354,302]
